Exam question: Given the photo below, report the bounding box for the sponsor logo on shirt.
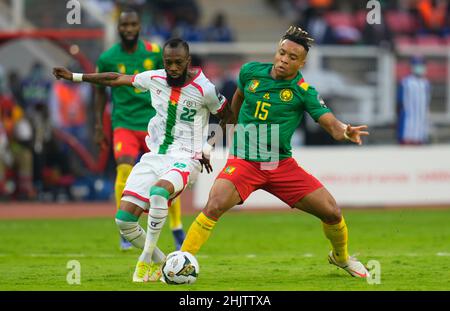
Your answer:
[184,99,199,108]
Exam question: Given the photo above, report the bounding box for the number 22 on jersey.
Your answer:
[254,101,271,121]
[180,107,197,122]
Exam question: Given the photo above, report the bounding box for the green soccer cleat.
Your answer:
[328,251,370,278]
[132,261,150,282]
[147,262,163,282]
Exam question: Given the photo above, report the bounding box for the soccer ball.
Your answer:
[162,251,199,285]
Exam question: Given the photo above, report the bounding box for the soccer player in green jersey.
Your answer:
[181,26,371,278]
[95,9,185,250]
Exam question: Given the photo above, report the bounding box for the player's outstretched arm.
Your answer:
[53,67,134,87]
[318,112,369,145]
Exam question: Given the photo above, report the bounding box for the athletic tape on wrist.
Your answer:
[72,73,83,82]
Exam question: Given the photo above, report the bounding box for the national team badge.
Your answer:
[115,142,122,152]
[143,58,154,70]
[280,89,293,102]
[223,166,236,175]
[248,80,260,92]
[263,93,270,100]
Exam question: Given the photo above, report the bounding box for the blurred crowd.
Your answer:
[268,0,450,48]
[102,0,235,42]
[0,63,114,202]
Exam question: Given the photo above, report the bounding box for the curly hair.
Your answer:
[281,26,314,52]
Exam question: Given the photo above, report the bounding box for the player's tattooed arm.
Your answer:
[318,113,369,145]
[53,67,133,87]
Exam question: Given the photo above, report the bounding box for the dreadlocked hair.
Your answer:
[281,26,314,52]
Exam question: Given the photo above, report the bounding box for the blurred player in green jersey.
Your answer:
[181,26,371,278]
[95,9,185,250]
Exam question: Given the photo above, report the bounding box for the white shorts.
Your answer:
[122,153,202,210]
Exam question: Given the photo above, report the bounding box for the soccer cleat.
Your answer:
[132,261,150,282]
[328,251,370,278]
[120,235,133,251]
[147,262,163,282]
[172,228,185,250]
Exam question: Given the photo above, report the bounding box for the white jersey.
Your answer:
[132,68,226,159]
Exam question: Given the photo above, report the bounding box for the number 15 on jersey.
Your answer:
[254,101,271,121]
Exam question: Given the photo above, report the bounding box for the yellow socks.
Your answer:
[181,212,217,255]
[115,163,133,209]
[322,216,349,264]
[169,197,183,230]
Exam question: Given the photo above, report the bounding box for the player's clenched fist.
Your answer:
[53,67,72,80]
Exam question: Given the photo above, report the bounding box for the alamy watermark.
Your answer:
[366,259,381,284]
[366,0,381,25]
[66,259,81,285]
[66,0,81,25]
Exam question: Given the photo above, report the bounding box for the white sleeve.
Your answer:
[131,71,152,92]
[205,84,227,114]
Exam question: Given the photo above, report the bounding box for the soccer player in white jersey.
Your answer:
[53,38,232,282]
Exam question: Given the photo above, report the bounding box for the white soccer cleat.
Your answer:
[132,261,150,282]
[328,251,370,278]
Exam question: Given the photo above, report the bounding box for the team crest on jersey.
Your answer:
[143,58,154,70]
[115,142,122,152]
[280,89,293,102]
[223,166,236,175]
[248,80,260,92]
[263,93,270,100]
[117,63,126,74]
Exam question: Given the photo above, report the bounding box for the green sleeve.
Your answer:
[237,62,258,92]
[303,86,331,122]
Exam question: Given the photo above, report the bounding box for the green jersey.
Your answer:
[96,40,163,131]
[231,62,331,162]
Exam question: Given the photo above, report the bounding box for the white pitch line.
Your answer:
[28,253,86,258]
[302,253,314,257]
[436,252,450,256]
[97,254,118,258]
[246,254,257,258]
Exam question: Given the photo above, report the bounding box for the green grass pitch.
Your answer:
[0,209,449,290]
